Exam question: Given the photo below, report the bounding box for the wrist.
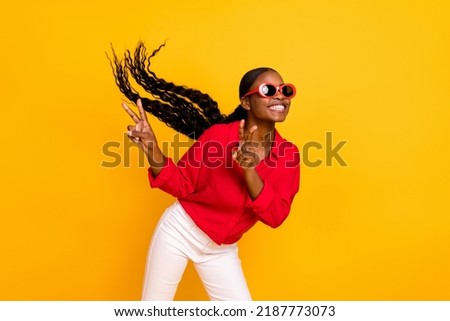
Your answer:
[242,166,255,171]
[142,139,158,152]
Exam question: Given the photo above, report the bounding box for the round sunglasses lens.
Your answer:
[282,85,295,97]
[261,84,276,97]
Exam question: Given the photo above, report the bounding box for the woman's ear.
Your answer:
[241,97,251,111]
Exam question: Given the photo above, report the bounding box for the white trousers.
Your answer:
[141,201,252,301]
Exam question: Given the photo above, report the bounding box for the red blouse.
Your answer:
[148,120,300,244]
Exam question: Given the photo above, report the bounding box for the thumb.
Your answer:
[128,130,148,139]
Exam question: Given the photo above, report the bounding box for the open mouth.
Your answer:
[268,104,286,111]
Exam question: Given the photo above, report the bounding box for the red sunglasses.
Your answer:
[242,83,296,99]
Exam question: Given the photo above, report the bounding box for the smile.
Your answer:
[268,104,286,111]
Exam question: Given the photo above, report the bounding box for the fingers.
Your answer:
[238,119,258,142]
[128,130,148,139]
[126,125,140,143]
[136,99,149,123]
[122,102,141,124]
[127,125,135,134]
[233,150,260,168]
[235,119,261,168]
[246,125,258,141]
[123,99,150,143]
[127,129,150,145]
[127,120,145,133]
[135,120,142,132]
[232,140,261,169]
[238,119,245,141]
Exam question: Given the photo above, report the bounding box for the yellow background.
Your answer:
[1,0,449,300]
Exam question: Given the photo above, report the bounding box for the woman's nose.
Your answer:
[273,90,284,99]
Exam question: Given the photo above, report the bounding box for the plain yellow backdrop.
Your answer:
[0,0,449,300]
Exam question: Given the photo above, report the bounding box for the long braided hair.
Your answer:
[109,42,274,139]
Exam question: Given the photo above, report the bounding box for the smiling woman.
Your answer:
[109,42,301,301]
[109,42,294,139]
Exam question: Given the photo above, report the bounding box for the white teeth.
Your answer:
[269,104,285,111]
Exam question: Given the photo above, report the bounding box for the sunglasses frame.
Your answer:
[242,83,296,99]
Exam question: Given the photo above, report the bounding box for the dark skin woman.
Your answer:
[110,43,300,300]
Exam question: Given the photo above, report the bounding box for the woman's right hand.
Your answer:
[122,99,165,172]
[122,98,156,152]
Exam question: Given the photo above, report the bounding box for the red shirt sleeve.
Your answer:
[148,128,211,198]
[248,144,300,228]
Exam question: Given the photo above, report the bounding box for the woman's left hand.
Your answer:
[232,119,260,169]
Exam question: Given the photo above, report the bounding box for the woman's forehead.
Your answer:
[254,70,284,85]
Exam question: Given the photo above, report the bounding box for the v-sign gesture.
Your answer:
[123,99,156,151]
[233,119,261,169]
[232,119,266,199]
[122,99,165,173]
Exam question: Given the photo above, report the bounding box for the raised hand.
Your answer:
[122,99,165,172]
[122,99,157,152]
[232,119,261,168]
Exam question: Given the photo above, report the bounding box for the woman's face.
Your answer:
[241,70,292,124]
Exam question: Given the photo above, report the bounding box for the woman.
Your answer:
[111,43,300,300]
